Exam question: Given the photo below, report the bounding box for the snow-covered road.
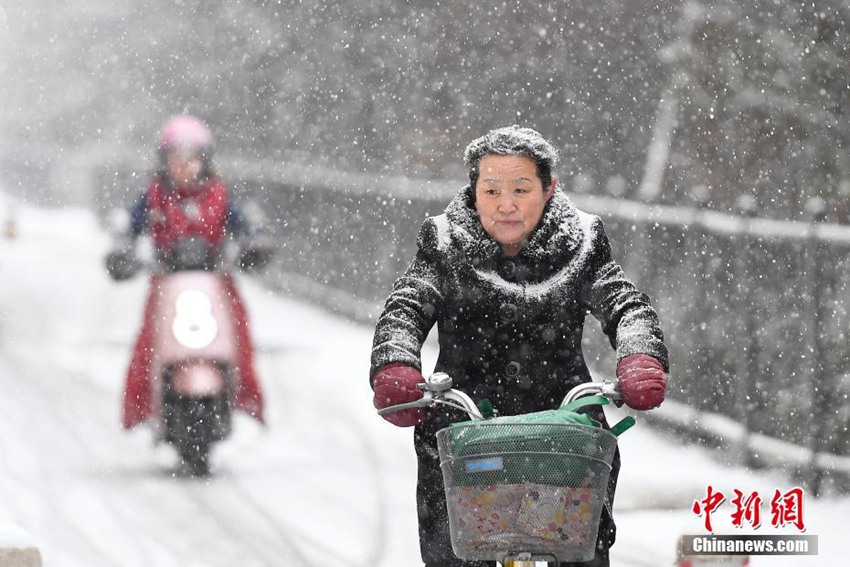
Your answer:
[0,200,844,566]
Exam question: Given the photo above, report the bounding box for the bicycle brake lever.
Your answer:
[377,391,435,416]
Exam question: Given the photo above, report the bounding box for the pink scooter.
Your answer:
[150,248,238,476]
[108,230,269,476]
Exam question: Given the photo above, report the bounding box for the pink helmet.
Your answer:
[157,115,214,157]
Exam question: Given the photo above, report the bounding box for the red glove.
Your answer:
[616,354,667,410]
[372,364,430,427]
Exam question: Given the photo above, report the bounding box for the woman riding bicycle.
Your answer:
[370,125,669,567]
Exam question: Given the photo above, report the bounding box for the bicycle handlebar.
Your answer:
[377,372,621,421]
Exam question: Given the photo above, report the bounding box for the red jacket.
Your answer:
[145,176,230,251]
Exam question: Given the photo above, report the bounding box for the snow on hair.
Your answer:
[463,125,559,187]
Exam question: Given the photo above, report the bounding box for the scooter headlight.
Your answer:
[172,289,218,348]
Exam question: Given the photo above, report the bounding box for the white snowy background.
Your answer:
[0,194,845,566]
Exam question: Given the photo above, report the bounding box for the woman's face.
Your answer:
[474,154,553,257]
[166,151,203,186]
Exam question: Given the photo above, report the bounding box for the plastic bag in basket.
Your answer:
[452,482,598,549]
[514,484,596,546]
[453,484,519,540]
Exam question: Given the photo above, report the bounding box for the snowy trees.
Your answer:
[660,0,849,220]
[2,0,846,220]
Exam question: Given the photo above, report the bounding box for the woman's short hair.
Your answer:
[463,125,559,191]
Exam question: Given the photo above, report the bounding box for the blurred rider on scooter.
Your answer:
[370,125,669,567]
[107,114,268,431]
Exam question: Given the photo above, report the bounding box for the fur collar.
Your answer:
[440,185,584,279]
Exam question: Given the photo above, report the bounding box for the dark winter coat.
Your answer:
[370,185,668,565]
[371,186,667,410]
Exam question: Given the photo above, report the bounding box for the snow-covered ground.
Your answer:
[0,196,844,566]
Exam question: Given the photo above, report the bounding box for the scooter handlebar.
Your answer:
[376,372,621,421]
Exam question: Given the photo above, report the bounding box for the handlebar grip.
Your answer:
[376,392,434,416]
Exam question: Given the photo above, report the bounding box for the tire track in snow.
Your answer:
[281,360,391,567]
[181,480,312,566]
[4,350,304,566]
[0,357,160,565]
[211,354,390,567]
[56,377,317,566]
